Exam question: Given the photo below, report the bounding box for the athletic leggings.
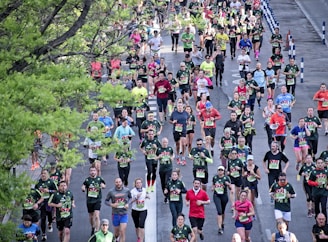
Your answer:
[213,193,229,215]
[171,33,179,46]
[146,161,157,181]
[132,209,147,228]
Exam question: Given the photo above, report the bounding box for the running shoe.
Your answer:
[146,186,151,193]
[307,210,312,218]
[164,197,168,204]
[181,157,186,166]
[151,185,155,192]
[199,233,204,240]
[34,162,40,169]
[296,163,300,171]
[48,223,53,233]
[218,228,223,235]
[176,157,181,165]
[30,164,35,171]
[42,234,47,241]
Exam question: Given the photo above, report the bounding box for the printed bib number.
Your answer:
[286,78,295,85]
[275,190,286,200]
[136,200,145,209]
[247,175,256,182]
[196,169,205,178]
[175,124,183,132]
[205,119,214,126]
[269,161,279,169]
[322,101,328,107]
[215,186,224,194]
[299,138,307,147]
[170,192,180,201]
[88,188,99,198]
[239,215,248,223]
[230,170,240,178]
[137,110,145,118]
[159,86,166,93]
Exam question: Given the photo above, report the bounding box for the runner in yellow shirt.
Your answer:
[215,27,229,57]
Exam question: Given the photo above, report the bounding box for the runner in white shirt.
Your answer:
[148,30,163,56]
[196,70,212,101]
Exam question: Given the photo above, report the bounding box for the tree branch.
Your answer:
[0,0,23,23]
[9,0,93,73]
[40,0,68,35]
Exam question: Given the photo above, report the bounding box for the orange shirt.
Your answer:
[270,112,287,135]
[313,90,328,111]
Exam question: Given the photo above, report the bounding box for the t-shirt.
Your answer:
[199,108,221,128]
[313,90,328,111]
[83,176,105,203]
[156,146,174,172]
[105,187,131,215]
[252,69,266,87]
[275,93,295,113]
[186,189,209,218]
[290,125,308,148]
[166,179,186,202]
[312,223,328,242]
[215,33,229,50]
[154,79,172,99]
[200,61,215,77]
[130,187,147,211]
[141,120,161,136]
[212,175,231,195]
[263,151,289,172]
[140,138,161,162]
[23,189,42,210]
[189,147,212,172]
[269,182,295,212]
[181,32,194,49]
[170,110,189,133]
[115,150,132,168]
[228,158,244,178]
[220,136,236,157]
[49,190,74,220]
[35,179,57,201]
[304,116,321,140]
[176,69,190,87]
[171,224,192,241]
[308,169,328,196]
[284,64,299,85]
[298,163,316,184]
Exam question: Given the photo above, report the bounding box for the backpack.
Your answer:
[91,62,102,79]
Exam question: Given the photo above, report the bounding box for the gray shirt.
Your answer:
[105,187,131,215]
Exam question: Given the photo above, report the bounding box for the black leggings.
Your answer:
[40,203,53,233]
[286,84,296,96]
[136,117,146,140]
[265,124,273,148]
[132,209,147,228]
[205,39,214,56]
[314,194,327,218]
[146,161,158,181]
[159,169,172,194]
[213,194,229,215]
[230,37,237,57]
[171,34,179,46]
[118,166,130,186]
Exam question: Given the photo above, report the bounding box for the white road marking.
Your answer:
[145,177,157,242]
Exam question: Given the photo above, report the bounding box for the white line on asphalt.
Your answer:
[145,176,157,242]
[256,194,263,205]
[149,106,157,111]
[266,229,272,241]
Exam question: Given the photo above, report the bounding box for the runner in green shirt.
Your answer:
[181,27,194,53]
[82,166,106,235]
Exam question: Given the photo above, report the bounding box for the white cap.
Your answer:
[247,155,254,160]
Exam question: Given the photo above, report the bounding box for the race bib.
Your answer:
[159,86,166,93]
[186,123,193,131]
[286,78,295,85]
[269,160,279,169]
[196,169,205,178]
[88,187,99,198]
[60,208,70,218]
[247,175,256,182]
[322,101,328,107]
[175,124,183,132]
[236,109,241,115]
[299,138,307,147]
[136,200,145,209]
[170,192,180,201]
[275,190,286,200]
[205,119,214,126]
[147,152,156,160]
[239,215,249,223]
[136,110,145,118]
[230,170,240,178]
[215,186,224,194]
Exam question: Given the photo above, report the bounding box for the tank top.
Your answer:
[275,232,292,242]
[237,85,247,104]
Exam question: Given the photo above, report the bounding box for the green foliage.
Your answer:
[0,0,142,235]
[0,221,16,242]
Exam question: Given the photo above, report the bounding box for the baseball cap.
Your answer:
[101,219,109,225]
[205,101,213,109]
[247,155,254,160]
[217,166,225,170]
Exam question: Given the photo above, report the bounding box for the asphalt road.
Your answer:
[27,1,328,241]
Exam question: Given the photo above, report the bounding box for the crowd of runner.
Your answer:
[17,0,328,242]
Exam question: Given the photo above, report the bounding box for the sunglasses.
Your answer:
[218,169,224,171]
[196,143,203,146]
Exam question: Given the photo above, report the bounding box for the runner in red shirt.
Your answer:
[199,101,221,156]
[154,72,172,125]
[313,83,328,135]
[186,179,210,241]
